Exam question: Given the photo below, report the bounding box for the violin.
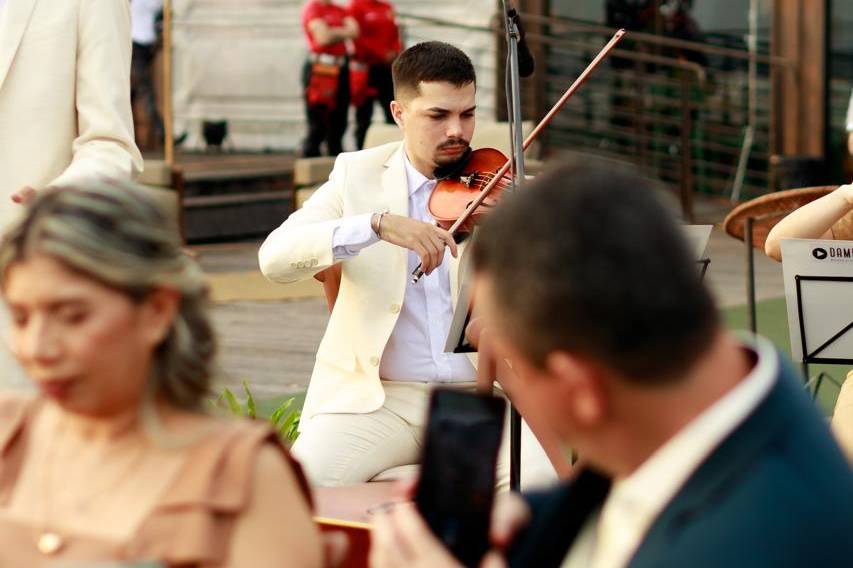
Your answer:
[429,147,513,234]
[411,28,627,283]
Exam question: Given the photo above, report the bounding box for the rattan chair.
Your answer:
[722,186,838,332]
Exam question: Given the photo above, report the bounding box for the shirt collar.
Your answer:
[402,147,435,196]
[604,334,778,532]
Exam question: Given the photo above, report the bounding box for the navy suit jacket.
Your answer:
[509,355,853,568]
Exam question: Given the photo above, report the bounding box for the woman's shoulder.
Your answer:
[0,393,37,454]
[0,392,35,413]
[161,414,308,510]
[128,416,310,563]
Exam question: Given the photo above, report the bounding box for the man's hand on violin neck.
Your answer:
[379,214,457,275]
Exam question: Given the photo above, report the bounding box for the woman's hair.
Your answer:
[0,180,216,411]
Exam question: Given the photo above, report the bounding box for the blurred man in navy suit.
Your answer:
[370,160,853,568]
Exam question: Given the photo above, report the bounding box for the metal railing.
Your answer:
[397,11,853,211]
[521,14,792,212]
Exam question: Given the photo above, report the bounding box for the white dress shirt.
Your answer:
[562,335,778,568]
[329,149,477,383]
[131,0,163,46]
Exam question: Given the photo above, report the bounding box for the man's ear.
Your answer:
[545,351,606,427]
[140,287,181,347]
[390,100,405,128]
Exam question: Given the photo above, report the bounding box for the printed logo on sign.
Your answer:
[812,246,853,262]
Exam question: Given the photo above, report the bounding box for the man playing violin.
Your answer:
[259,41,555,488]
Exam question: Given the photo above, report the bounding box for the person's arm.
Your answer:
[846,90,853,157]
[227,446,323,567]
[764,184,853,261]
[48,0,143,190]
[259,156,350,284]
[307,16,359,47]
[259,153,458,283]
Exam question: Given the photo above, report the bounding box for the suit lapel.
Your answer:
[0,0,37,94]
[381,144,408,219]
[508,468,611,566]
[381,144,409,275]
[628,364,800,566]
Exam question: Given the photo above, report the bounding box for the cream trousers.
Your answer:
[292,380,558,490]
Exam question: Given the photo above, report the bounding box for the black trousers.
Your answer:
[131,42,164,146]
[353,63,395,150]
[302,60,350,157]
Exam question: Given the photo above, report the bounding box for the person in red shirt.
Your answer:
[301,0,359,157]
[347,0,401,150]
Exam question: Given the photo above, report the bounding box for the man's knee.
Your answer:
[291,412,419,486]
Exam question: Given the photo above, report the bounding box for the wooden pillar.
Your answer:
[163,0,175,166]
[771,0,826,157]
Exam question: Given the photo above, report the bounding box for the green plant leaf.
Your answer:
[286,414,301,443]
[280,410,300,443]
[220,388,243,417]
[242,380,257,419]
[269,406,285,427]
[269,397,294,427]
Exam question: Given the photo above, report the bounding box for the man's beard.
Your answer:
[434,138,471,166]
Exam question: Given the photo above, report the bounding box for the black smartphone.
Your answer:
[415,389,506,567]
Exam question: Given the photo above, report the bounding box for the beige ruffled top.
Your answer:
[0,396,311,567]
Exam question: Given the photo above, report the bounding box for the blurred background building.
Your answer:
[138,1,852,241]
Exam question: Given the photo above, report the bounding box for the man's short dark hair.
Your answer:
[392,41,476,100]
[472,159,719,385]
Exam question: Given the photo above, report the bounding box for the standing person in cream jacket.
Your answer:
[260,41,556,489]
[0,0,142,387]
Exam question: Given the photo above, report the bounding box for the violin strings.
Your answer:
[467,179,512,192]
[471,172,513,184]
[460,173,512,190]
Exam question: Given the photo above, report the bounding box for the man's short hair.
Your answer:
[472,159,719,385]
[392,41,476,100]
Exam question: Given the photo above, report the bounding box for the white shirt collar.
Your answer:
[571,334,779,568]
[402,147,435,196]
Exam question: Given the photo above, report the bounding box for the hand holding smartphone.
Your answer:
[414,389,506,567]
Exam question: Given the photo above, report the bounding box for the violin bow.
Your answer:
[412,28,627,283]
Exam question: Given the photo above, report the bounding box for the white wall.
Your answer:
[171,0,498,151]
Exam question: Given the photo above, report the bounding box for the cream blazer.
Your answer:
[259,142,473,421]
[0,0,142,224]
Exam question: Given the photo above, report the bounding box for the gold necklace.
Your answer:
[37,417,147,556]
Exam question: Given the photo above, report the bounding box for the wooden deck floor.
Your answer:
[197,194,787,399]
[0,195,787,396]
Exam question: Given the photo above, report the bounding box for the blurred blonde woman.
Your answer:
[766,183,853,462]
[0,182,322,566]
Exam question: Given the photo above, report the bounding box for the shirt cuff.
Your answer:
[331,213,380,259]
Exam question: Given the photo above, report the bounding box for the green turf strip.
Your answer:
[248,299,843,420]
[722,297,844,416]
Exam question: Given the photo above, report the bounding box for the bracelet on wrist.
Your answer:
[372,211,388,238]
[376,212,388,238]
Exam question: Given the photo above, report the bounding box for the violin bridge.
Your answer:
[459,172,479,188]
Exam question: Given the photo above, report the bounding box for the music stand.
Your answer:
[781,238,849,397]
[683,224,712,280]
[722,186,837,333]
